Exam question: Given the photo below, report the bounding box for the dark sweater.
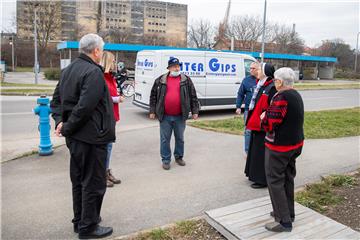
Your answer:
[261,88,304,149]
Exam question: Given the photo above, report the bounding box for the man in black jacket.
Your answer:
[149,57,199,170]
[51,33,115,239]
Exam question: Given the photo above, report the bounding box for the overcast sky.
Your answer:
[1,0,359,48]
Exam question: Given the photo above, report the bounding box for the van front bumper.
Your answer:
[133,99,150,110]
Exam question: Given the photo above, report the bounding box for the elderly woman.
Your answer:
[244,63,277,189]
[260,67,304,232]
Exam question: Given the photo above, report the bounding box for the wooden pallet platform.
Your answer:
[205,196,360,240]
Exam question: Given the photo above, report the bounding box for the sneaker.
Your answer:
[265,221,292,232]
[175,158,186,166]
[107,169,121,184]
[270,211,295,222]
[162,163,170,170]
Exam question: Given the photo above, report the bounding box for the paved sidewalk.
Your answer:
[2,125,359,240]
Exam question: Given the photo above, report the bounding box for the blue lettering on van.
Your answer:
[180,62,204,72]
[209,58,236,73]
[137,59,154,68]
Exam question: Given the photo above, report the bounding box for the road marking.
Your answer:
[0,112,34,116]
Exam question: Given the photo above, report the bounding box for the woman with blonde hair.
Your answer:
[100,51,124,187]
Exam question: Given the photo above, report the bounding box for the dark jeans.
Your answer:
[265,147,302,223]
[159,115,186,163]
[66,138,107,233]
[243,110,251,154]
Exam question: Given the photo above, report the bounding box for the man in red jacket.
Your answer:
[149,58,199,170]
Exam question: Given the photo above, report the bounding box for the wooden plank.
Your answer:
[206,196,271,218]
[227,207,309,239]
[303,219,344,239]
[228,207,308,230]
[218,203,273,226]
[204,214,239,240]
[205,197,360,240]
[327,227,360,239]
[273,217,333,239]
[245,211,315,240]
[305,221,348,239]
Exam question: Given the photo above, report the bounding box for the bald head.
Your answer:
[250,62,260,78]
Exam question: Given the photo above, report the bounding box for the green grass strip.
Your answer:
[189,107,360,139]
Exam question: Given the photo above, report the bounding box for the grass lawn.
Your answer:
[1,88,54,95]
[0,82,54,87]
[188,107,360,139]
[11,67,53,73]
[294,82,360,90]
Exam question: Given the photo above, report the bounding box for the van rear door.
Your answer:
[134,52,156,109]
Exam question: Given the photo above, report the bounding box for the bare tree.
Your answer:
[18,1,61,50]
[108,28,132,43]
[188,19,215,48]
[17,0,61,67]
[143,34,166,46]
[271,24,305,54]
[227,15,263,51]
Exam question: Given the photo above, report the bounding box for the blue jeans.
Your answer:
[105,142,113,169]
[244,110,251,154]
[160,115,186,164]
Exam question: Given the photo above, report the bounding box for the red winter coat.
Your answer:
[245,78,276,131]
[104,72,120,122]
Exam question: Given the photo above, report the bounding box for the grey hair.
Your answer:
[79,33,104,54]
[274,67,296,87]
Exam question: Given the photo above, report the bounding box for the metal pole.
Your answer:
[355,32,360,72]
[260,0,267,63]
[11,35,15,72]
[34,6,39,84]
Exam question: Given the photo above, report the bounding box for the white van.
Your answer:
[133,50,256,110]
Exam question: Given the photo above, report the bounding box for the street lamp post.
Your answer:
[355,32,360,73]
[10,34,15,72]
[260,0,267,63]
[34,4,39,84]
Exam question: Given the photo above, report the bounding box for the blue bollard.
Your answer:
[33,95,53,156]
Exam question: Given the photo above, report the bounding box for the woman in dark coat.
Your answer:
[244,63,277,188]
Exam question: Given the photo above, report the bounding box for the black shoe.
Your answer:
[162,163,170,170]
[250,183,267,189]
[175,158,186,166]
[74,217,102,233]
[270,211,295,222]
[78,225,113,239]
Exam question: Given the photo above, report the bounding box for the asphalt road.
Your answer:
[1,89,359,139]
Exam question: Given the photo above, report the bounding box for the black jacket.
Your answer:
[149,73,199,121]
[50,54,115,144]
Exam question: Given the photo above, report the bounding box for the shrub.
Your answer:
[44,68,61,80]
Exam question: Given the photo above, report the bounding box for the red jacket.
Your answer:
[104,72,120,122]
[246,78,276,131]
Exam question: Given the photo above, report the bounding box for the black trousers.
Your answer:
[66,138,107,233]
[265,147,302,223]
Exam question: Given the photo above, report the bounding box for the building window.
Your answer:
[155,23,158,25]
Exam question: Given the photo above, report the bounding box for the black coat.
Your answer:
[149,73,199,121]
[50,54,115,145]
